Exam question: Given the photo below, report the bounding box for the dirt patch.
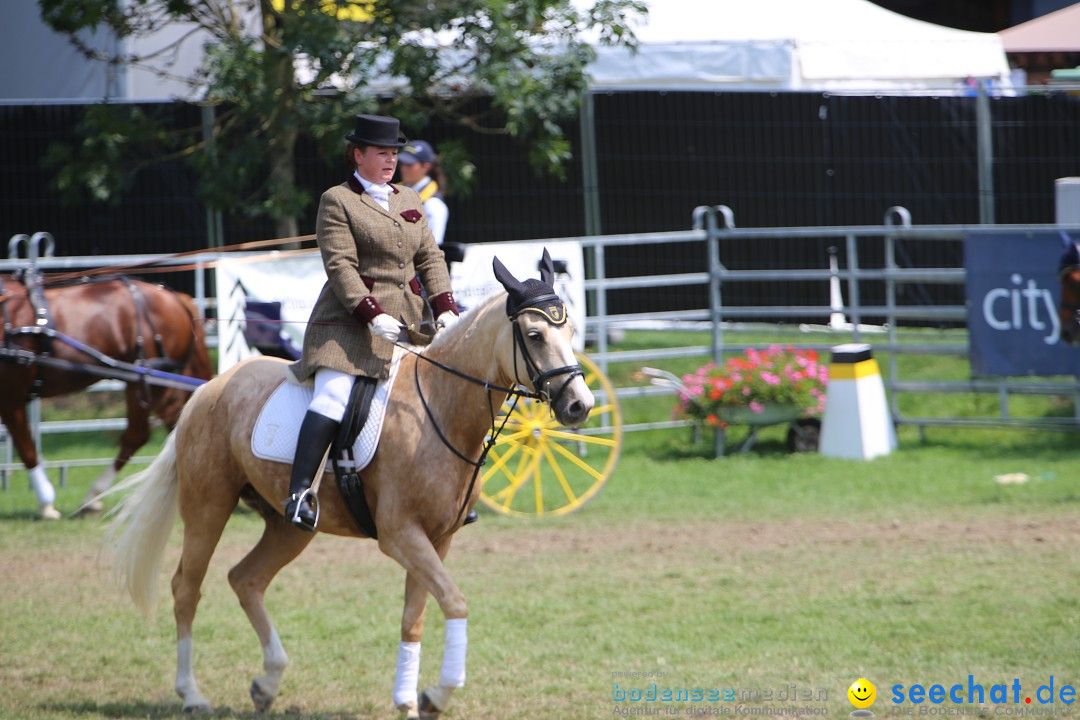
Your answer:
[452,514,1080,559]
[2,514,1075,596]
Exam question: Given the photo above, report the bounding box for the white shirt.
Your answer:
[354,171,391,211]
[409,177,450,245]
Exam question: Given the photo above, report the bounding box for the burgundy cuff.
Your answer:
[352,296,384,324]
[430,291,459,317]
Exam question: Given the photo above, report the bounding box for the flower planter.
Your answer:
[715,404,805,427]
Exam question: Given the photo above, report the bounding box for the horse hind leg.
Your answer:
[226,494,314,713]
[78,385,154,515]
[0,400,59,520]
[171,477,240,713]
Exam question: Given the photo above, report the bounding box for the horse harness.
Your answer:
[0,271,183,402]
[333,294,583,542]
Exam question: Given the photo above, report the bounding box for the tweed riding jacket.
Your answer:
[290,176,455,381]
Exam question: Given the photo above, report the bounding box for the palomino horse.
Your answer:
[0,274,212,518]
[1058,240,1080,345]
[102,253,594,718]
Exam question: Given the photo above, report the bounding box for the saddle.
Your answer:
[251,347,408,536]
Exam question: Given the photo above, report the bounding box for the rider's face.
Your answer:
[354,146,399,185]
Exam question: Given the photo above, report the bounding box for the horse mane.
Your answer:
[425,292,507,353]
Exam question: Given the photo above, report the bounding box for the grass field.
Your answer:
[0,329,1077,719]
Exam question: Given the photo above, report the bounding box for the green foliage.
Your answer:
[37,0,646,226]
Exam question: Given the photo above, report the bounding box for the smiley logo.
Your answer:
[848,678,877,714]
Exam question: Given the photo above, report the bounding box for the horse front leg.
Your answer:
[78,385,153,514]
[380,530,464,720]
[395,571,435,719]
[0,400,59,520]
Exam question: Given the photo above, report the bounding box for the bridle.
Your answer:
[405,295,583,538]
[507,293,584,409]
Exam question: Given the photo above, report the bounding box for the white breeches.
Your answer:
[308,368,355,422]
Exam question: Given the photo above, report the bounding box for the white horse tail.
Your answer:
[101,430,180,619]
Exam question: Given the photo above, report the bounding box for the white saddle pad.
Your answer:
[251,345,409,473]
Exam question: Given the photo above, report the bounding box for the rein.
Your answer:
[405,342,538,537]
[401,304,583,536]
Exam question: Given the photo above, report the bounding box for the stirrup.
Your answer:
[285,488,319,532]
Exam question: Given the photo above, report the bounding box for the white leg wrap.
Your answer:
[257,628,288,696]
[88,466,118,497]
[28,465,55,506]
[439,618,467,688]
[176,636,210,710]
[80,466,117,510]
[393,641,421,708]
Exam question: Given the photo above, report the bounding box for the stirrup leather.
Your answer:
[286,487,320,531]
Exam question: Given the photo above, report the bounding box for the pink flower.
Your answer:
[749,401,764,413]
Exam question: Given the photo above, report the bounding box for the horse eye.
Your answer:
[527,330,542,341]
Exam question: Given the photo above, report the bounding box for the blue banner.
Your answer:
[964,232,1080,376]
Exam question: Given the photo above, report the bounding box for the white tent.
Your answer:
[585,0,1013,92]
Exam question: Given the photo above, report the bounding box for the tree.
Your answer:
[38,0,645,240]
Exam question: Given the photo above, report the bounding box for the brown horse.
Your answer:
[102,254,593,718]
[1059,240,1080,345]
[0,275,213,518]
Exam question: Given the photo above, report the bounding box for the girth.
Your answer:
[332,376,380,538]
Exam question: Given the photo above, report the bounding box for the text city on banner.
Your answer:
[964,231,1080,376]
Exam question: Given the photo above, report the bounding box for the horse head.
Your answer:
[493,249,594,427]
[1057,235,1080,345]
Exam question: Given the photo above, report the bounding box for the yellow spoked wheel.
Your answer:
[480,352,622,516]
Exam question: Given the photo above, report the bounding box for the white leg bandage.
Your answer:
[393,641,421,708]
[28,465,55,505]
[439,618,467,688]
[309,368,355,422]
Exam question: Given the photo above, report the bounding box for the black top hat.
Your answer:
[346,114,408,148]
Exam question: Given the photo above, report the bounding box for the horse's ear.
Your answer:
[539,248,555,287]
[493,256,525,295]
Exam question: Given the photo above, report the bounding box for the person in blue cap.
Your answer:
[397,140,450,245]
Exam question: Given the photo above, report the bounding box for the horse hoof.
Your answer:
[73,500,104,517]
[418,690,442,720]
[250,679,276,713]
[182,702,211,715]
[37,504,61,521]
[397,699,420,720]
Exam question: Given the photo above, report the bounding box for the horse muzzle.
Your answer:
[551,377,594,427]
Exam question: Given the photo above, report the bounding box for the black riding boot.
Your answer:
[284,410,340,532]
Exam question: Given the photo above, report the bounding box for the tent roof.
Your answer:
[999,2,1080,52]
[586,0,1011,91]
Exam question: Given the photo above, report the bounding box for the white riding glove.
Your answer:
[369,313,402,342]
[437,311,460,332]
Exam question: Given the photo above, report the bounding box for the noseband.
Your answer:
[508,294,583,408]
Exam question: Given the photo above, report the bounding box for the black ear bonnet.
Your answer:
[492,248,568,325]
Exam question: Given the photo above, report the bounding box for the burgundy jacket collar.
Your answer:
[346,175,400,196]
